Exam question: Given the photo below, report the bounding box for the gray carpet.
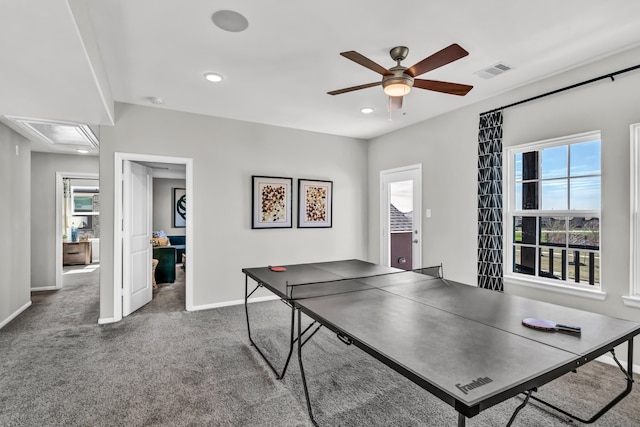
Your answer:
[1,265,639,426]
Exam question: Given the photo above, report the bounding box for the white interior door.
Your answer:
[381,165,422,270]
[122,160,153,316]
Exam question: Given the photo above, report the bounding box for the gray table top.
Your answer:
[243,259,640,416]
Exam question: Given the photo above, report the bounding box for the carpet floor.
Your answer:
[0,266,639,426]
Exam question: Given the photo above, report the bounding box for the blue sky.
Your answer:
[515,140,601,210]
[390,180,413,213]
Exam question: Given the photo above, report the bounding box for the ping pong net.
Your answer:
[284,265,443,301]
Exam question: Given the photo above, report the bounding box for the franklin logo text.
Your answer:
[455,377,493,395]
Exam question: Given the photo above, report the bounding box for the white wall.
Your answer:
[30,152,99,289]
[152,178,186,235]
[0,122,31,328]
[368,45,640,362]
[99,103,369,321]
[368,107,479,284]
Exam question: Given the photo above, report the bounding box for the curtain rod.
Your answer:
[481,63,640,116]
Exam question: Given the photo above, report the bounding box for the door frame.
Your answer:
[113,152,193,321]
[380,164,422,269]
[55,171,99,290]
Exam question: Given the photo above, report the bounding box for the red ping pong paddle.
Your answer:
[522,318,581,335]
[269,266,286,272]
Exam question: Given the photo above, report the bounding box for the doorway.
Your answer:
[380,165,422,270]
[55,172,99,290]
[113,153,193,321]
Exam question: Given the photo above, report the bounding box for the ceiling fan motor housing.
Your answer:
[383,46,413,96]
[382,65,414,96]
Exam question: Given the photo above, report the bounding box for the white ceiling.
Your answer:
[2,0,640,154]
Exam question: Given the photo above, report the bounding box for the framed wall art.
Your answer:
[71,186,99,214]
[252,176,293,229]
[173,188,186,228]
[298,179,333,228]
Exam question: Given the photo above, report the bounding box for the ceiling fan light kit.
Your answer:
[329,43,473,111]
[382,76,413,97]
[383,83,410,97]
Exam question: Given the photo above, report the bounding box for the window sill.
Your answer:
[622,296,640,309]
[504,275,607,301]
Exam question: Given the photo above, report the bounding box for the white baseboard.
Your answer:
[0,301,32,329]
[98,316,119,325]
[188,295,280,312]
[31,286,59,292]
[596,354,640,374]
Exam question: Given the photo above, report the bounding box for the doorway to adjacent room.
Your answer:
[113,153,193,321]
[55,172,100,290]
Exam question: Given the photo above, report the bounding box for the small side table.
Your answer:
[63,241,92,265]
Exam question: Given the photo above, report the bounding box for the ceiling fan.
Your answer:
[328,43,473,111]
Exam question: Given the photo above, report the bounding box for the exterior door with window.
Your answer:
[381,165,422,270]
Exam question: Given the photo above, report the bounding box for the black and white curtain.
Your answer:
[63,178,72,236]
[477,110,504,291]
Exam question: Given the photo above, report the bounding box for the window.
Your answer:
[627,123,640,307]
[505,131,601,289]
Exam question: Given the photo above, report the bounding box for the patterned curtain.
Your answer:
[63,178,72,237]
[477,110,504,291]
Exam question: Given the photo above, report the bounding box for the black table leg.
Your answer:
[298,308,319,426]
[528,338,635,424]
[244,274,318,380]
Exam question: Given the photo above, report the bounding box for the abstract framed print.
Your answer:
[252,176,293,229]
[173,188,186,228]
[298,179,333,228]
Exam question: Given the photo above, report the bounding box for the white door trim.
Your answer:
[55,171,99,291]
[380,164,422,269]
[112,152,193,322]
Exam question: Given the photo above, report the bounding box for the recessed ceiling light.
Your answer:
[212,10,249,32]
[361,107,375,114]
[204,72,224,83]
[77,149,89,154]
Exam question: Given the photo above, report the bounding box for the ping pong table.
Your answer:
[243,259,640,426]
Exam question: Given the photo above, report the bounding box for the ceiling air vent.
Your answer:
[5,116,99,148]
[474,63,512,79]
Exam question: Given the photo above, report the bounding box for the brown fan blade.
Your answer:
[327,81,381,96]
[340,51,392,76]
[413,79,473,96]
[406,43,469,77]
[388,96,403,111]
